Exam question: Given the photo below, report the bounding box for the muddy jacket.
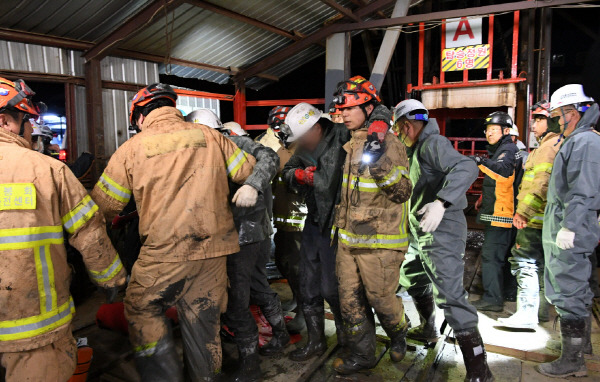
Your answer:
[407,119,478,229]
[545,104,600,251]
[0,130,126,352]
[515,132,561,229]
[229,135,278,246]
[334,129,412,250]
[91,107,256,262]
[477,135,519,228]
[257,128,307,232]
[282,123,350,233]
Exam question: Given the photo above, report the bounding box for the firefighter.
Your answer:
[497,101,560,330]
[328,102,344,124]
[0,77,126,382]
[331,76,412,374]
[282,102,349,362]
[186,109,285,382]
[394,100,493,381]
[470,111,520,312]
[91,84,256,382]
[536,85,600,378]
[256,106,308,333]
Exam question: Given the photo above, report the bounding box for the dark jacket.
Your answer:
[229,135,279,245]
[477,134,519,228]
[282,123,350,233]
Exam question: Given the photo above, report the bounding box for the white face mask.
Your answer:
[397,121,417,147]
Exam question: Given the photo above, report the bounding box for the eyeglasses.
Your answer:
[550,108,575,119]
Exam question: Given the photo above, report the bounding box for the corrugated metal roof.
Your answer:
[0,0,390,90]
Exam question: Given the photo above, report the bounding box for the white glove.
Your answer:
[232,185,258,207]
[555,227,575,250]
[417,200,446,233]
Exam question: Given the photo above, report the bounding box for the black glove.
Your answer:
[469,155,483,165]
[363,133,386,164]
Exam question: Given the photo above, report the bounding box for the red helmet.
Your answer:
[0,78,41,117]
[267,106,290,130]
[129,83,177,126]
[333,76,381,109]
[531,100,550,118]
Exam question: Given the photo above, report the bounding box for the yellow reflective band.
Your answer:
[523,170,535,182]
[226,148,248,178]
[134,341,158,357]
[533,162,553,174]
[530,215,544,225]
[34,245,57,314]
[97,173,131,204]
[0,225,63,250]
[522,194,543,210]
[337,228,409,249]
[89,254,123,283]
[0,297,75,341]
[274,215,305,227]
[376,166,409,188]
[0,183,36,210]
[61,195,99,234]
[342,174,379,193]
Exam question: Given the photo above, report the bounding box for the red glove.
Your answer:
[295,166,316,186]
[367,120,389,143]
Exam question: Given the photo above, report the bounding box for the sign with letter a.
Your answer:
[445,17,482,48]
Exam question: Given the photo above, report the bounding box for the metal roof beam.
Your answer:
[83,0,184,62]
[320,0,361,22]
[186,0,301,40]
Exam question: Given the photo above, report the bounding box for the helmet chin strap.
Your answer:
[18,114,28,137]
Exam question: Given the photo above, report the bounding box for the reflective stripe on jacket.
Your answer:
[91,107,256,262]
[334,129,412,251]
[515,132,561,229]
[0,129,125,352]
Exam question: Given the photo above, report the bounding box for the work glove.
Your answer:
[555,227,575,250]
[232,184,259,207]
[295,166,316,186]
[367,120,389,143]
[417,200,446,233]
[363,133,386,164]
[469,155,483,165]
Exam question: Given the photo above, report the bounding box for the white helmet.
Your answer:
[185,108,223,129]
[393,99,429,123]
[285,103,322,143]
[550,84,594,111]
[223,121,248,136]
[508,124,519,137]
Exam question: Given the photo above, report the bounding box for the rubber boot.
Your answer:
[134,337,184,382]
[536,317,587,378]
[286,310,306,334]
[333,319,377,375]
[455,327,494,382]
[538,272,550,322]
[232,335,262,382]
[546,310,593,358]
[407,293,440,342]
[289,306,327,361]
[382,319,409,363]
[497,291,539,330]
[259,300,290,356]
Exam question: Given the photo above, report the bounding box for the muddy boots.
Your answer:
[259,300,291,356]
[536,317,587,378]
[408,293,440,342]
[233,335,262,382]
[546,312,593,358]
[134,337,184,382]
[497,291,539,330]
[289,306,327,361]
[286,310,306,334]
[455,327,494,382]
[382,320,409,362]
[333,319,377,375]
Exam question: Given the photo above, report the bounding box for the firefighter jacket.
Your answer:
[282,123,350,233]
[229,135,279,246]
[407,119,479,229]
[91,107,256,262]
[257,128,307,232]
[477,135,519,228]
[334,129,412,250]
[0,129,126,352]
[515,132,561,229]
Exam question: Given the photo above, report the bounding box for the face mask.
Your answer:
[546,116,562,134]
[397,121,416,147]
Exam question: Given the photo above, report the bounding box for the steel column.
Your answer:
[325,32,351,108]
[65,83,77,160]
[84,59,105,178]
[233,82,247,128]
[487,14,494,81]
[418,23,424,88]
[512,11,520,79]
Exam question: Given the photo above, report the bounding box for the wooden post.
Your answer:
[84,59,105,179]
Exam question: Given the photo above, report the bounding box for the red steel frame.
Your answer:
[408,11,525,92]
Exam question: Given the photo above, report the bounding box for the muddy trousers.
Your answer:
[125,256,228,382]
[399,211,478,331]
[274,230,302,305]
[298,221,342,321]
[224,240,282,344]
[480,225,513,305]
[508,227,546,316]
[0,333,76,382]
[337,246,407,365]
